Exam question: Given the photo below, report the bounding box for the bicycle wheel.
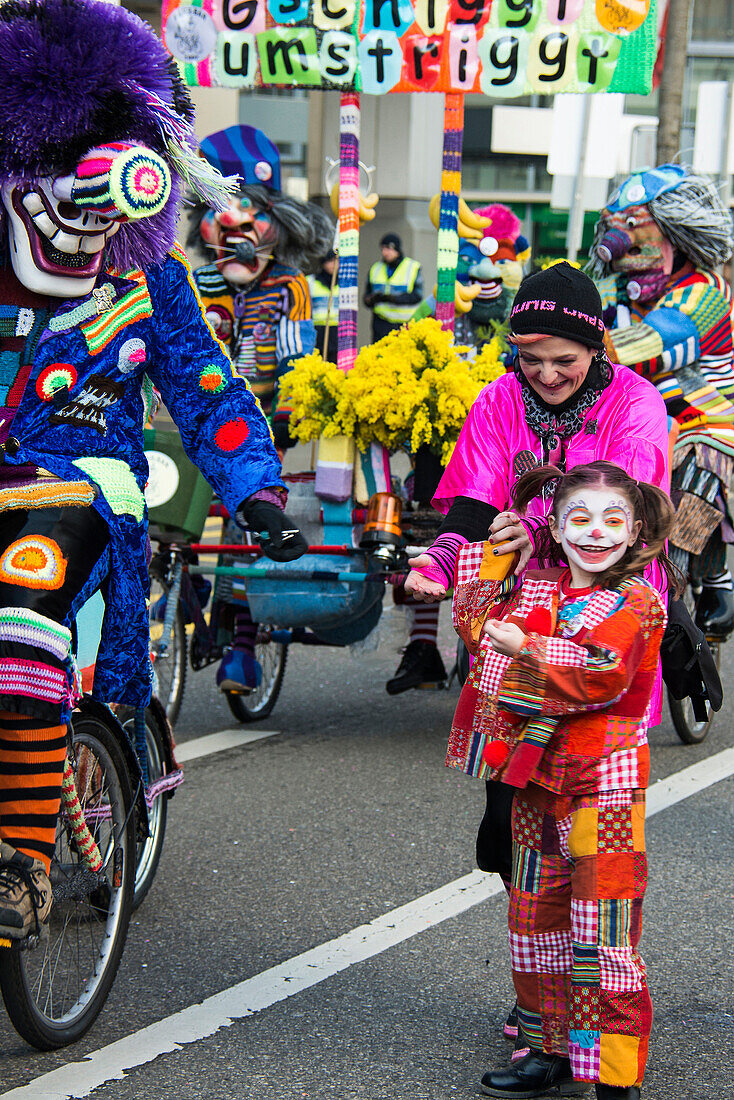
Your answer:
[118,706,169,911]
[669,639,720,745]
[149,567,187,725]
[0,711,135,1050]
[225,632,287,723]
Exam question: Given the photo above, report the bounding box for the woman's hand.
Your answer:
[488,510,533,575]
[483,619,527,656]
[404,555,447,602]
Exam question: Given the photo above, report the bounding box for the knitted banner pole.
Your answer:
[435,93,465,333]
[337,91,360,372]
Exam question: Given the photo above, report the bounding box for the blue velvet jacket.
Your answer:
[2,244,283,707]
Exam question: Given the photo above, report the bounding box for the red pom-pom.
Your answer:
[523,607,553,636]
[482,740,511,768]
[214,418,249,451]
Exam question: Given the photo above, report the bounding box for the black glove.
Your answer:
[237,499,308,562]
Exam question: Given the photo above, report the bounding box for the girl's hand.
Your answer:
[404,555,447,602]
[483,619,527,656]
[488,511,533,575]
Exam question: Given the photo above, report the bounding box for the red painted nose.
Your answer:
[591,528,603,539]
[219,209,245,228]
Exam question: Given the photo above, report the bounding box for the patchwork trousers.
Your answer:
[508,782,651,1088]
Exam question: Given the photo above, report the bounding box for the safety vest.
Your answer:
[369,257,421,324]
[307,274,338,327]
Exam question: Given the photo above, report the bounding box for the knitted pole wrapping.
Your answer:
[60,756,103,873]
[337,92,360,372]
[435,93,465,333]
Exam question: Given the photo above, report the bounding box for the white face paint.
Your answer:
[1,179,119,297]
[558,488,637,578]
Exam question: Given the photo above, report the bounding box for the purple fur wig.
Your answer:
[0,0,199,270]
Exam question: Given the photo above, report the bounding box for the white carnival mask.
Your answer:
[557,488,638,575]
[2,179,120,297]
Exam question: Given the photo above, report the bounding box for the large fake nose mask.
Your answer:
[3,143,171,297]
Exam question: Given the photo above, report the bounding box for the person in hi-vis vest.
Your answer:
[364,233,423,341]
[308,250,339,363]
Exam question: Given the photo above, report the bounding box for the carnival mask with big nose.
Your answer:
[200,194,278,286]
[596,204,674,303]
[2,142,172,297]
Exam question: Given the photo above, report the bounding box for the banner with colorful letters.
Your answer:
[162,0,657,95]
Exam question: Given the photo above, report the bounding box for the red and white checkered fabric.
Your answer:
[597,748,640,791]
[455,541,486,586]
[599,946,647,992]
[542,635,596,668]
[508,931,535,973]
[568,1035,601,1081]
[571,900,599,945]
[534,929,574,974]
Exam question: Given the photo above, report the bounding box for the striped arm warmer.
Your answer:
[411,533,468,589]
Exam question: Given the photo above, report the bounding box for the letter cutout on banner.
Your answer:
[478,28,529,97]
[320,30,359,82]
[361,0,416,35]
[313,0,356,31]
[576,30,620,89]
[527,26,576,89]
[222,0,265,32]
[448,0,491,27]
[448,23,480,89]
[258,28,323,83]
[403,34,443,89]
[545,0,584,25]
[414,0,449,35]
[493,0,541,31]
[358,30,403,92]
[596,0,650,33]
[267,0,310,24]
[216,30,258,84]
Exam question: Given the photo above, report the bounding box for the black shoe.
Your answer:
[480,1050,590,1098]
[695,584,734,637]
[385,640,447,695]
[595,1088,640,1100]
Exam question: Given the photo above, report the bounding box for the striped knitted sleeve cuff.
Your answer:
[411,533,468,589]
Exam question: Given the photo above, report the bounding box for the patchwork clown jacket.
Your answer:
[193,261,315,427]
[0,244,283,707]
[448,562,667,797]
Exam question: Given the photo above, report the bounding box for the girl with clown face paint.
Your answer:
[449,461,679,1100]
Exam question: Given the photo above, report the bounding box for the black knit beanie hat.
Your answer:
[509,262,605,350]
[381,232,402,251]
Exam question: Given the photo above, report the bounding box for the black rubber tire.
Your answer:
[118,706,169,911]
[225,634,287,723]
[149,568,187,726]
[669,640,720,744]
[0,711,135,1050]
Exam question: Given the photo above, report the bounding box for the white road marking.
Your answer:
[174,727,280,762]
[4,747,733,1100]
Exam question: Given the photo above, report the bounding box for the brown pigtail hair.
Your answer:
[511,460,684,595]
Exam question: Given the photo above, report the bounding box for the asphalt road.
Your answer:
[0,608,732,1099]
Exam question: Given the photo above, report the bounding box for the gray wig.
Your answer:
[589,168,734,277]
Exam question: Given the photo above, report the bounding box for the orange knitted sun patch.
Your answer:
[0,536,67,590]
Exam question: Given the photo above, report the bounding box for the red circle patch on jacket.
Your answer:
[214,418,249,451]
